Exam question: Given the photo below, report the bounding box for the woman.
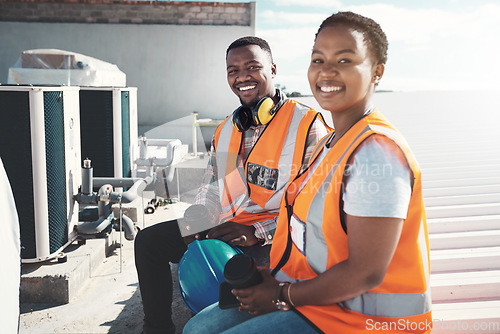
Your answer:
[183,11,432,334]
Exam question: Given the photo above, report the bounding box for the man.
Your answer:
[134,36,329,334]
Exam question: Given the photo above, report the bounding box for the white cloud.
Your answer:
[258,26,318,60]
[343,3,500,47]
[258,10,327,27]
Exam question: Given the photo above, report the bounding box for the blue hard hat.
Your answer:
[177,239,240,314]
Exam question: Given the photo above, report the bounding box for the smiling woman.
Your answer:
[306,13,386,142]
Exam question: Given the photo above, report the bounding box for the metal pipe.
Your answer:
[192,112,198,156]
[93,177,142,188]
[75,192,98,205]
[139,136,148,159]
[145,138,180,146]
[108,176,153,204]
[77,184,114,235]
[116,214,136,241]
[76,214,114,235]
[82,158,93,195]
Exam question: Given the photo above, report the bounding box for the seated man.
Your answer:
[134,36,329,334]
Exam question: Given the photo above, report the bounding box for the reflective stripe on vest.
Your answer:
[306,127,371,273]
[215,100,320,221]
[215,119,247,214]
[256,102,313,212]
[339,289,432,317]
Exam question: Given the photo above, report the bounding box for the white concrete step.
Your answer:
[430,270,500,303]
[413,144,498,155]
[417,143,498,151]
[419,159,500,169]
[422,169,500,181]
[423,177,500,189]
[425,203,500,219]
[421,164,500,176]
[423,184,500,197]
[424,193,500,207]
[416,151,494,164]
[430,247,500,273]
[431,300,500,333]
[414,143,500,154]
[429,230,500,250]
[427,215,500,234]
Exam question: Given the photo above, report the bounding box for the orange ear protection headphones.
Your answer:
[232,90,286,132]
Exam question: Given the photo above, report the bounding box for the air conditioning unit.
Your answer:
[79,87,138,178]
[0,85,81,262]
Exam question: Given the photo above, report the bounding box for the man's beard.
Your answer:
[239,95,261,110]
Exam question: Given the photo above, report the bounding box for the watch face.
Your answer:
[275,301,291,311]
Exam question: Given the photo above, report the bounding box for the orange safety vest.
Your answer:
[213,99,326,226]
[270,110,432,333]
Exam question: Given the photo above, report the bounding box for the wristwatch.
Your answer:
[273,282,292,311]
[253,228,266,245]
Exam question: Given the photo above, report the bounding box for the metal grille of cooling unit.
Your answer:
[121,91,131,178]
[0,89,69,259]
[43,91,68,254]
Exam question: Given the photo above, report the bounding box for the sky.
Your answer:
[214,0,500,94]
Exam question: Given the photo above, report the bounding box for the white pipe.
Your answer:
[145,138,180,146]
[93,177,142,188]
[113,88,123,179]
[192,112,198,156]
[30,88,50,260]
[119,214,136,241]
[139,137,148,160]
[128,88,138,178]
[108,176,153,204]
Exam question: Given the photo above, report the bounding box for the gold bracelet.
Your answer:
[286,283,296,308]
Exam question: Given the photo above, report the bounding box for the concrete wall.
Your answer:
[0,1,255,142]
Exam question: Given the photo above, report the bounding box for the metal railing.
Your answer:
[191,112,223,156]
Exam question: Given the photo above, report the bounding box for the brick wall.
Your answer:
[0,0,255,26]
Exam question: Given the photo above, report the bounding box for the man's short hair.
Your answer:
[226,36,274,63]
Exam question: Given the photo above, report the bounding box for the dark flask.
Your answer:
[219,253,263,309]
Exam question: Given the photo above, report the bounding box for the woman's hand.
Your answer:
[207,221,259,247]
[231,267,279,316]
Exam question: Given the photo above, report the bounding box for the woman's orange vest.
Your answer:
[270,110,432,333]
[213,99,326,226]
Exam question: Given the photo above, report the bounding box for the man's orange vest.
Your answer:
[213,99,325,226]
[270,110,432,333]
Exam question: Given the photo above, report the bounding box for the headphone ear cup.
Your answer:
[252,97,276,126]
[232,106,252,132]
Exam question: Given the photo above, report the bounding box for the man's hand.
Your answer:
[182,229,210,245]
[207,222,258,247]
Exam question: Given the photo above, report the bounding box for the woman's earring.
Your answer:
[374,76,380,84]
